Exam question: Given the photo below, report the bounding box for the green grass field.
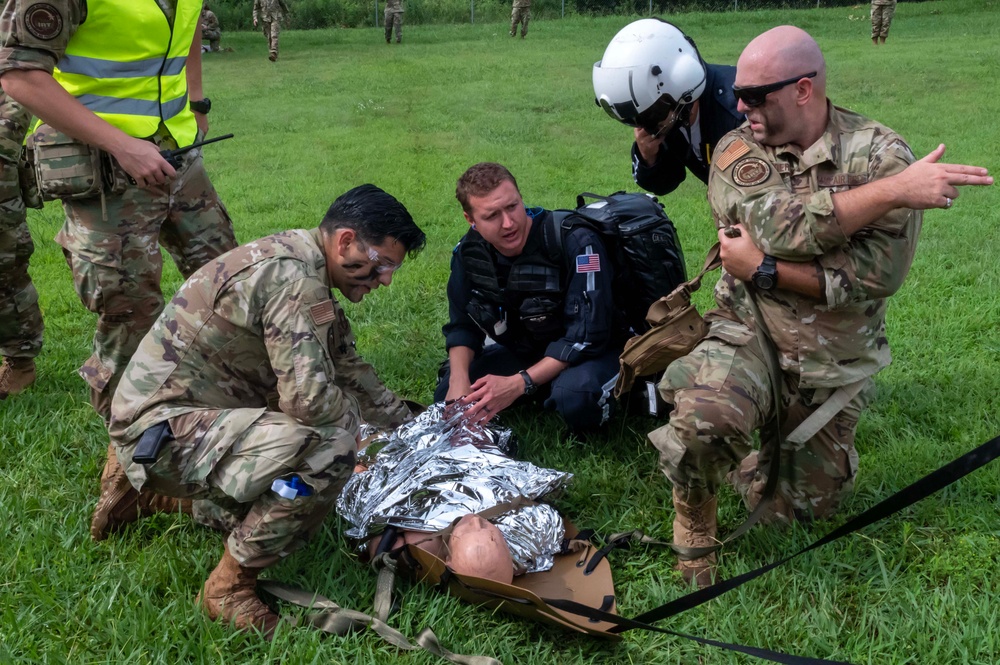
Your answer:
[3,1,999,662]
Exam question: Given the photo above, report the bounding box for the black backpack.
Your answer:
[545,191,687,334]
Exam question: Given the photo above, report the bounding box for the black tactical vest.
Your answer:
[457,212,566,358]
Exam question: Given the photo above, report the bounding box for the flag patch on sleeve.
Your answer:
[714,138,750,171]
[309,300,336,325]
[576,253,601,273]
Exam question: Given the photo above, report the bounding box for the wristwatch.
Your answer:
[519,370,538,396]
[751,255,778,291]
[190,98,212,115]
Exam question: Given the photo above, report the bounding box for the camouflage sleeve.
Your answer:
[816,134,921,308]
[252,0,260,22]
[0,0,85,76]
[250,267,360,433]
[0,92,31,162]
[328,306,412,429]
[708,131,851,261]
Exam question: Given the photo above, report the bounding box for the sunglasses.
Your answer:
[732,71,817,108]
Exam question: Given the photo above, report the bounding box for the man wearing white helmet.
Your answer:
[593,19,742,196]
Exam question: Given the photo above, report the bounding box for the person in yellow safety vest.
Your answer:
[0,0,239,622]
[0,0,238,422]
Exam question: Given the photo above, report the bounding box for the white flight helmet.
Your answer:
[593,19,707,136]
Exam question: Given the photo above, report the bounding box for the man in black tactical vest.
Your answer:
[434,163,628,431]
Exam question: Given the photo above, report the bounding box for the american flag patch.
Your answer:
[309,300,336,325]
[576,253,601,273]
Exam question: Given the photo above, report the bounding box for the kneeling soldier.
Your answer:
[91,185,425,635]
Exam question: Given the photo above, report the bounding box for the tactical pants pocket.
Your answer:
[56,225,123,315]
[659,319,758,402]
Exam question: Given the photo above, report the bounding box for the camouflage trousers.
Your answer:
[202,29,221,52]
[116,408,357,569]
[510,6,530,37]
[0,187,42,360]
[0,94,40,360]
[871,2,896,39]
[384,10,402,42]
[56,151,236,421]
[262,20,280,57]
[648,319,874,522]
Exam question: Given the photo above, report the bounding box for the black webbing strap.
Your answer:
[438,566,848,665]
[604,433,1000,631]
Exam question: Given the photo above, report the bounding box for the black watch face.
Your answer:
[753,273,776,290]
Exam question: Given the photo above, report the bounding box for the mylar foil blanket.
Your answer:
[338,402,571,573]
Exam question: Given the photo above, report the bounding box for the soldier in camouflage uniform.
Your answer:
[0,91,40,399]
[253,0,290,62]
[510,0,530,39]
[384,0,403,45]
[0,0,237,421]
[871,0,897,46]
[201,4,222,52]
[92,185,426,636]
[650,26,993,588]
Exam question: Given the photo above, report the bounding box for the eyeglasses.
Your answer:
[732,71,817,108]
[358,239,402,275]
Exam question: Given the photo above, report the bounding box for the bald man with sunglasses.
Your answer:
[649,25,992,588]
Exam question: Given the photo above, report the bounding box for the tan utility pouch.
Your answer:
[614,243,721,398]
[29,124,104,201]
[17,145,43,209]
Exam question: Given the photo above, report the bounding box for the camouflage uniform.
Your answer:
[0,0,238,420]
[384,0,403,44]
[510,0,531,38]
[109,229,412,568]
[253,0,289,61]
[201,9,221,52]
[871,0,897,41]
[650,104,922,521]
[0,92,41,363]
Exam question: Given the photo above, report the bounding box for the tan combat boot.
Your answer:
[672,488,719,589]
[90,443,192,541]
[0,357,36,399]
[198,544,281,638]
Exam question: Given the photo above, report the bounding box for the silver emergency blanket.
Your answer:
[339,403,571,573]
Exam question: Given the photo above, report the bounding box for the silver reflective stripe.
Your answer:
[161,93,189,120]
[57,55,187,78]
[76,92,188,119]
[585,244,595,291]
[597,372,619,425]
[76,93,161,116]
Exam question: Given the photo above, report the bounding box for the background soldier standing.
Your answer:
[253,0,290,62]
[871,0,897,45]
[510,0,530,39]
[93,185,425,636]
[201,3,222,52]
[0,91,40,399]
[384,0,404,44]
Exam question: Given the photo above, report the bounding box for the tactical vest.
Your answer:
[52,0,200,146]
[457,211,567,357]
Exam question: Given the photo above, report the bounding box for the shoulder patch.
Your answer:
[732,157,771,187]
[576,253,601,273]
[714,139,750,171]
[309,300,336,326]
[24,3,64,41]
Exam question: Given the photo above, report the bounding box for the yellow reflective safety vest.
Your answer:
[52,0,199,146]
